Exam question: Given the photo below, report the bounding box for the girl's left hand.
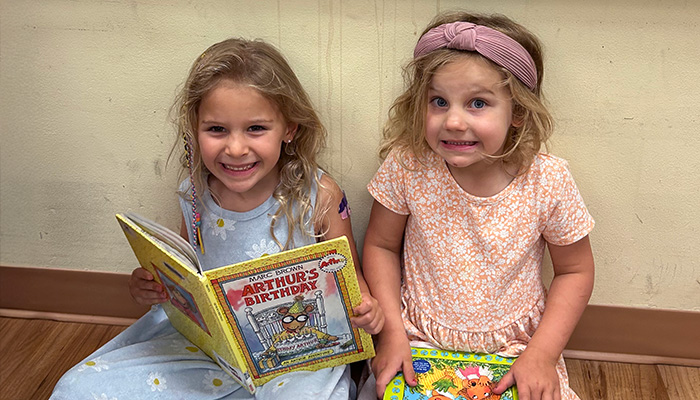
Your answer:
[492,349,561,400]
[350,292,385,334]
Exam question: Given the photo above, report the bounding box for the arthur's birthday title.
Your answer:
[242,265,319,306]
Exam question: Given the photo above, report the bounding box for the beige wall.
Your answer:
[1,0,698,311]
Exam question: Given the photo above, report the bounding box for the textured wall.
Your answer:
[1,0,698,310]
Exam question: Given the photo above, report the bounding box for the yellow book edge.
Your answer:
[384,347,519,400]
[116,213,255,391]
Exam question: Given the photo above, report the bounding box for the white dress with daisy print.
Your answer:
[50,171,355,400]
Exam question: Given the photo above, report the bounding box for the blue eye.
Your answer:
[431,97,448,108]
[471,99,486,109]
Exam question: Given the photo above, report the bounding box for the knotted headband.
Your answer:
[414,21,537,91]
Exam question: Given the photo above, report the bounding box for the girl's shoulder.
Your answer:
[316,170,338,194]
[316,172,342,203]
[383,147,438,172]
[529,153,572,177]
[525,153,582,199]
[310,168,339,206]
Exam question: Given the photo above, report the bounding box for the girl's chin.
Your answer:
[444,156,480,168]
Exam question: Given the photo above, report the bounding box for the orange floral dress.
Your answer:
[367,150,594,399]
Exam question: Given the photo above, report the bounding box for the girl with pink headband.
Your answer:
[360,11,594,400]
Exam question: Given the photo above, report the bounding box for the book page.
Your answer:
[122,212,202,274]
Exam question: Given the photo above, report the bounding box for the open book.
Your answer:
[384,346,518,400]
[116,213,375,394]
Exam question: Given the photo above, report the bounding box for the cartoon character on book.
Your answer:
[454,366,501,400]
[409,365,502,400]
[268,296,338,353]
[153,264,210,334]
[165,284,207,331]
[257,295,340,367]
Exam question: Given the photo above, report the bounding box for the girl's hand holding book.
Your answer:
[350,292,385,335]
[129,267,167,305]
[493,347,561,400]
[372,330,416,399]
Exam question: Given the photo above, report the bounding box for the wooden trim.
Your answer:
[0,308,139,326]
[562,349,700,367]
[565,304,700,365]
[2,265,699,365]
[0,265,149,323]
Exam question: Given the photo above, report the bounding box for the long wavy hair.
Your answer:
[171,38,328,250]
[380,11,553,173]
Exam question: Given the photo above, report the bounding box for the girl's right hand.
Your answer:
[372,332,416,399]
[129,268,167,305]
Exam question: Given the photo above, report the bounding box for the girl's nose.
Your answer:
[444,109,468,132]
[224,134,248,157]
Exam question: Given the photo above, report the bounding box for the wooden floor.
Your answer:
[1,316,699,400]
[0,317,127,400]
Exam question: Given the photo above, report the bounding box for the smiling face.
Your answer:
[197,80,296,210]
[425,55,517,181]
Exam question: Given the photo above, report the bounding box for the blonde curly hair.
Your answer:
[380,11,553,173]
[171,38,327,250]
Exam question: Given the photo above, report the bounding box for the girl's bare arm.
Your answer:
[317,175,384,334]
[362,200,415,398]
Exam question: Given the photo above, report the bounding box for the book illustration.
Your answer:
[384,348,518,400]
[117,212,374,393]
[264,295,335,350]
[152,262,210,335]
[211,250,365,379]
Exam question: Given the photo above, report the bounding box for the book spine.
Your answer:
[206,284,227,323]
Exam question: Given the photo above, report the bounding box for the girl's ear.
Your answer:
[511,106,525,128]
[285,123,298,141]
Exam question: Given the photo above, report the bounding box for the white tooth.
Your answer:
[224,163,253,171]
[446,141,476,145]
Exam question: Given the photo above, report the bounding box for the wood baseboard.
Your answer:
[564,302,700,366]
[1,265,698,365]
[0,265,149,325]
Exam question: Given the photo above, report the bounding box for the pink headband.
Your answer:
[414,21,537,91]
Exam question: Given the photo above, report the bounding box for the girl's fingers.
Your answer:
[493,371,515,394]
[134,289,167,305]
[131,268,154,281]
[353,299,370,315]
[350,298,384,334]
[375,367,397,399]
[141,280,164,292]
[402,357,417,387]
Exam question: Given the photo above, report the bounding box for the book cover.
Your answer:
[116,213,375,393]
[384,347,518,400]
